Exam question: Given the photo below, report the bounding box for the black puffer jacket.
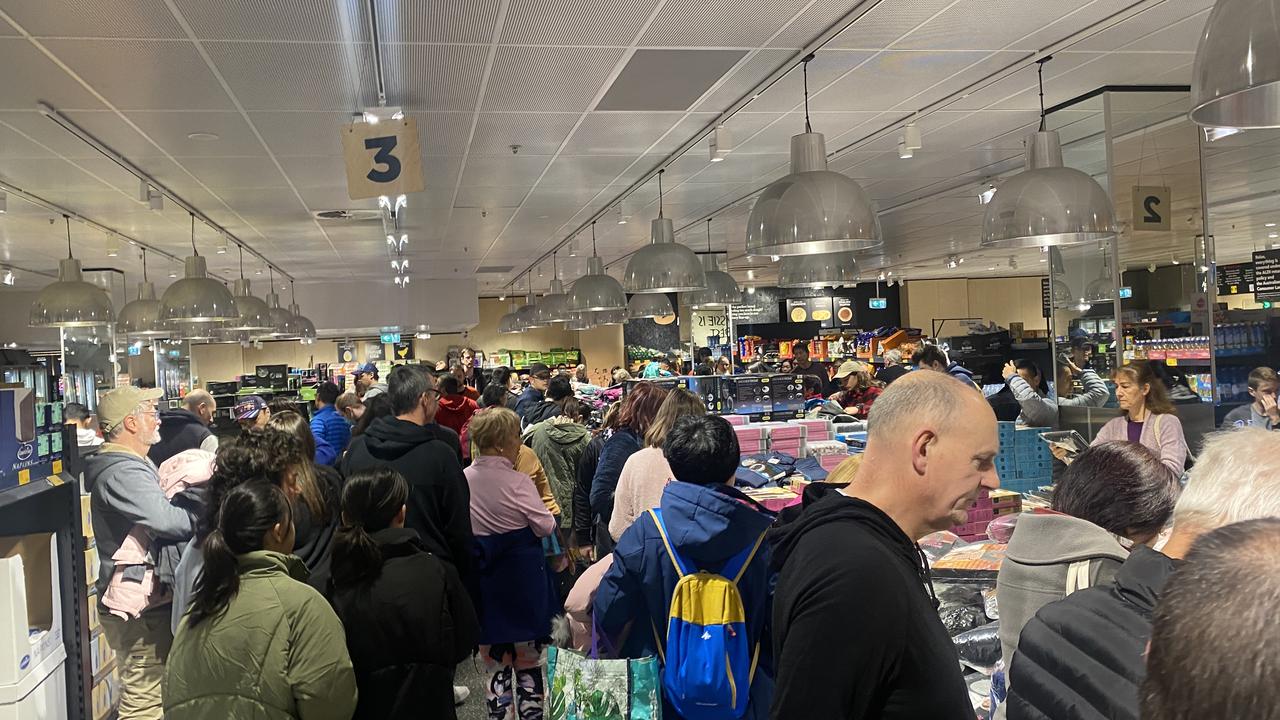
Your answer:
[341,416,472,578]
[318,528,479,720]
[1006,545,1179,720]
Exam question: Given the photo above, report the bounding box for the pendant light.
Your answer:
[519,274,548,329]
[1047,247,1074,309]
[564,312,595,331]
[225,245,273,333]
[534,252,573,325]
[29,216,115,328]
[160,214,239,324]
[746,54,879,257]
[778,251,860,288]
[1084,246,1117,303]
[498,299,522,334]
[624,170,706,293]
[286,281,317,344]
[1190,0,1280,128]
[117,247,169,338]
[568,221,627,311]
[628,292,673,319]
[259,267,294,338]
[981,58,1116,248]
[687,219,741,308]
[592,308,627,326]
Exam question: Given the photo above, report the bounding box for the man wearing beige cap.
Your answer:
[85,386,195,720]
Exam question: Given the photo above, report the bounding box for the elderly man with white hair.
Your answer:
[85,386,197,720]
[1003,427,1280,720]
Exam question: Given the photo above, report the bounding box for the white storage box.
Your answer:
[0,533,66,719]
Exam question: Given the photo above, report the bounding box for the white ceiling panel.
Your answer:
[41,39,236,112]
[162,156,290,190]
[469,112,580,156]
[171,0,367,42]
[375,0,502,45]
[539,155,637,188]
[453,185,531,209]
[2,0,184,38]
[0,38,106,110]
[483,46,625,112]
[0,119,58,159]
[562,112,684,155]
[826,0,959,50]
[459,155,553,187]
[502,0,660,45]
[743,49,878,113]
[895,0,1093,51]
[815,50,998,112]
[203,41,373,111]
[639,0,812,48]
[383,43,489,112]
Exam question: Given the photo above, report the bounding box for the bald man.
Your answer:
[148,389,219,466]
[770,372,1000,720]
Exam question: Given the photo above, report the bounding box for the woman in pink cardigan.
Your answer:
[607,388,706,541]
[1091,363,1188,481]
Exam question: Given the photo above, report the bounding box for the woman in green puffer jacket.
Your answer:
[164,482,358,720]
[525,397,591,532]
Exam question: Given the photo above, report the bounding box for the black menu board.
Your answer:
[1218,262,1255,296]
[1253,250,1280,301]
[1041,277,1051,318]
[785,296,835,328]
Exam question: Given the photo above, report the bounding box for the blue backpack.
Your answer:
[648,508,766,720]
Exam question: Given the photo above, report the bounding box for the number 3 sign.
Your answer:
[341,117,426,200]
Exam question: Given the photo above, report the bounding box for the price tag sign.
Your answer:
[1132,186,1171,232]
[341,118,426,201]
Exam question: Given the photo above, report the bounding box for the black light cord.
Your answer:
[657,169,665,218]
[706,218,712,252]
[1036,56,1053,131]
[141,247,148,281]
[64,215,72,258]
[189,213,199,256]
[802,53,815,133]
[591,221,598,256]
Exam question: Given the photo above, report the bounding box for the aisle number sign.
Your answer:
[1132,186,1171,232]
[341,118,426,200]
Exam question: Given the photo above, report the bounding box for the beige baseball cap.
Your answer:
[833,360,871,379]
[98,386,164,433]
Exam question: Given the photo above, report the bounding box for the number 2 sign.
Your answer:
[1132,186,1171,232]
[341,117,426,200]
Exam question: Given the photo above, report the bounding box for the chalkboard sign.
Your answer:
[1253,250,1280,301]
[731,287,782,324]
[1218,262,1254,296]
[1041,277,1051,318]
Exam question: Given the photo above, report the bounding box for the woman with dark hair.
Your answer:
[170,428,307,633]
[526,396,591,539]
[267,411,340,574]
[997,440,1179,674]
[608,388,706,540]
[489,366,520,410]
[321,468,478,720]
[1089,363,1189,481]
[1002,357,1109,427]
[572,403,619,560]
[351,393,394,437]
[164,482,356,720]
[589,382,668,555]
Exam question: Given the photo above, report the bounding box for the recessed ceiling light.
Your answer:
[1270,233,1278,239]
[187,132,220,141]
[1267,223,1277,227]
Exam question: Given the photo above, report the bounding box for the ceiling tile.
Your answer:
[469,112,580,156]
[539,155,636,188]
[501,0,660,45]
[172,0,367,42]
[163,155,291,190]
[562,112,684,155]
[40,39,235,111]
[483,46,625,112]
[453,185,530,209]
[743,49,877,113]
[203,41,374,111]
[459,155,552,186]
[377,0,502,46]
[4,0,185,38]
[639,0,811,47]
[826,0,958,50]
[0,38,107,111]
[383,43,489,112]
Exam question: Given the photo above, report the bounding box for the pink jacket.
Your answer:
[1093,411,1188,481]
[564,555,615,652]
[103,449,214,620]
[465,455,557,538]
[608,447,674,541]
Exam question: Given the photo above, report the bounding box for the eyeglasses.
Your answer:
[423,389,442,399]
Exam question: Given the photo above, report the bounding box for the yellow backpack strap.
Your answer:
[648,508,686,578]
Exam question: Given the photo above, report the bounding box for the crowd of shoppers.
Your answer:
[86,348,1280,720]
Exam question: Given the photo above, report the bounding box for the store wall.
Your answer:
[902,277,1048,335]
[577,324,624,385]
[191,340,341,385]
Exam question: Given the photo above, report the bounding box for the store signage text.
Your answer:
[1132,186,1171,232]
[341,117,425,200]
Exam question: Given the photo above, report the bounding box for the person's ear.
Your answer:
[394,504,407,526]
[911,429,934,476]
[270,520,288,546]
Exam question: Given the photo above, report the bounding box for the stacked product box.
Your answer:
[733,425,768,455]
[996,422,1053,494]
[82,490,119,720]
[807,440,851,472]
[789,418,833,442]
[950,488,1024,542]
[758,422,806,457]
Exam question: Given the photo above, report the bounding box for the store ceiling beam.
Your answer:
[35,102,292,281]
[0,179,229,283]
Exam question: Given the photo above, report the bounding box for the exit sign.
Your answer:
[379,332,401,344]
[1119,286,1133,299]
[868,297,887,309]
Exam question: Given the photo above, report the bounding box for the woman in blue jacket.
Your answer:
[595,415,777,720]
[589,382,667,555]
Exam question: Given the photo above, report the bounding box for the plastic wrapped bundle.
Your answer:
[953,621,1002,674]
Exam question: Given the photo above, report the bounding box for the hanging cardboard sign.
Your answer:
[337,342,356,364]
[393,341,414,360]
[365,342,386,362]
[1132,186,1171,232]
[341,118,426,200]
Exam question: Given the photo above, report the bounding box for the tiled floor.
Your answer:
[456,655,492,720]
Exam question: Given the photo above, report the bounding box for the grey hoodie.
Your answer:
[995,511,1130,674]
[84,445,195,604]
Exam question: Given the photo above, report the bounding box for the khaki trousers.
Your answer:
[98,606,173,720]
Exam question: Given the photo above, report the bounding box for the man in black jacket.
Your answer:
[771,371,999,720]
[341,364,472,578]
[148,389,218,465]
[1005,427,1280,720]
[514,363,551,422]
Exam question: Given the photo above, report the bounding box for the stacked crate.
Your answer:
[995,422,1053,494]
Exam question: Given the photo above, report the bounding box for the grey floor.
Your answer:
[455,655,492,720]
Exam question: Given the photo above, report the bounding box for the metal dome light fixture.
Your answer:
[568,221,628,312]
[778,251,860,288]
[30,215,115,328]
[981,58,1117,249]
[687,218,741,308]
[627,292,674,320]
[1190,0,1280,129]
[159,213,239,325]
[623,169,706,293]
[745,54,880,257]
[116,247,169,338]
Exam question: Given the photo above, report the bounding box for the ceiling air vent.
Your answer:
[312,209,384,222]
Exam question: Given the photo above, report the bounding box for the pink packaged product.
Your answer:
[722,415,750,426]
[758,422,805,441]
[789,419,833,440]
[819,454,848,471]
[733,426,766,442]
[737,441,768,454]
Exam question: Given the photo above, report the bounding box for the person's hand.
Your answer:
[1065,359,1083,376]
[576,545,596,563]
[1002,361,1018,381]
[1262,392,1280,421]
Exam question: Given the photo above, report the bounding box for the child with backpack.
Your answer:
[594,415,777,720]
